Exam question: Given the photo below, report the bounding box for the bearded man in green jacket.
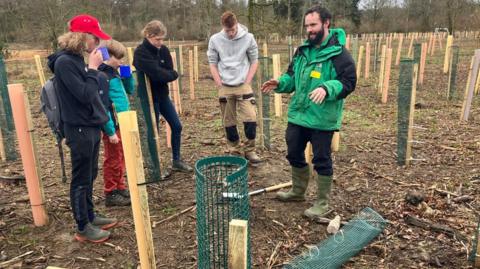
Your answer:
[261,6,356,218]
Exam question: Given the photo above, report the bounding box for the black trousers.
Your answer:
[64,124,101,230]
[285,122,334,176]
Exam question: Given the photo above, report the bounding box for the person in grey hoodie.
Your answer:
[207,11,262,163]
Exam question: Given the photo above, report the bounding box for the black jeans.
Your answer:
[64,124,101,230]
[285,122,334,176]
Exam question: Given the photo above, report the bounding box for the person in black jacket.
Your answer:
[47,14,118,243]
[133,20,193,173]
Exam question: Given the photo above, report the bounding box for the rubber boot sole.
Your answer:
[74,233,110,243]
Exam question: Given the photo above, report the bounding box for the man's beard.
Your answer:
[308,26,325,45]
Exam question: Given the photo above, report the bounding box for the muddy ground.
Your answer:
[1,38,480,269]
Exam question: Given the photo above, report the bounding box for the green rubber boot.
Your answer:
[276,166,310,202]
[304,174,333,218]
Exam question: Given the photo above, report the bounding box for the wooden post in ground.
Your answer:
[382,48,393,104]
[189,50,195,100]
[305,142,313,177]
[365,42,370,79]
[170,51,182,114]
[228,219,248,269]
[262,42,268,57]
[194,45,199,82]
[461,50,480,121]
[145,76,164,166]
[272,54,282,117]
[118,111,156,269]
[407,36,415,58]
[178,45,184,75]
[431,34,437,56]
[8,83,48,226]
[475,65,480,95]
[128,47,136,71]
[346,35,351,50]
[406,64,419,166]
[378,45,387,95]
[331,132,340,152]
[395,35,404,66]
[427,33,433,55]
[443,35,454,74]
[356,45,364,78]
[419,43,428,86]
[34,55,46,87]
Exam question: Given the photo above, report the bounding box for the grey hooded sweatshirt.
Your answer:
[207,23,258,86]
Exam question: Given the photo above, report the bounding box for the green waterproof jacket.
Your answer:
[275,28,357,130]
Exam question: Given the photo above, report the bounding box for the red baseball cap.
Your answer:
[69,14,111,40]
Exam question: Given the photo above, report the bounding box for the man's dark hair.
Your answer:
[305,6,332,26]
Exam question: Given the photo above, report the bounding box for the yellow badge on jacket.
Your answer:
[310,70,321,79]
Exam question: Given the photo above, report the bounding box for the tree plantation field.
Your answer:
[1,36,480,269]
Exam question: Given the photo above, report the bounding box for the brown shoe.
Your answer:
[245,151,262,163]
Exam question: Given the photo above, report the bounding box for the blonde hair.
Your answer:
[57,32,88,54]
[104,39,126,59]
[141,20,167,38]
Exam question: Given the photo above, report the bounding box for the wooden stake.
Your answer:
[365,42,370,79]
[461,50,480,121]
[331,132,340,152]
[272,54,282,117]
[406,64,419,166]
[262,42,268,57]
[8,83,48,226]
[378,45,387,94]
[194,45,199,82]
[34,55,46,87]
[346,35,351,50]
[356,45,364,78]
[419,43,427,85]
[189,50,195,100]
[178,45,184,75]
[382,48,393,104]
[427,33,433,55]
[305,142,313,177]
[475,64,480,95]
[443,35,453,74]
[128,47,136,71]
[117,111,156,269]
[170,51,182,114]
[407,36,415,58]
[228,219,248,269]
[431,34,437,56]
[395,35,404,66]
[144,76,163,166]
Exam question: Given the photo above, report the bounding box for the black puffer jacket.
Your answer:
[133,38,178,102]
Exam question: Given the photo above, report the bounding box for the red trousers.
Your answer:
[102,130,127,194]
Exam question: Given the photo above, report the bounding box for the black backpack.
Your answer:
[40,76,68,183]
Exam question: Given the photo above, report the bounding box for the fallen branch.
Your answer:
[0,251,34,268]
[153,205,196,227]
[404,215,467,242]
[267,241,282,269]
[0,175,25,181]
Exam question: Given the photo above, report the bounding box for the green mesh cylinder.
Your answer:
[284,207,387,269]
[448,46,460,100]
[397,59,414,166]
[0,55,17,161]
[130,71,161,180]
[196,156,250,269]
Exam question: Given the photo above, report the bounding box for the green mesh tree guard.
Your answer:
[413,43,421,64]
[196,156,250,269]
[397,59,414,166]
[0,55,18,161]
[284,207,387,269]
[131,71,161,180]
[448,46,460,100]
[373,37,378,73]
